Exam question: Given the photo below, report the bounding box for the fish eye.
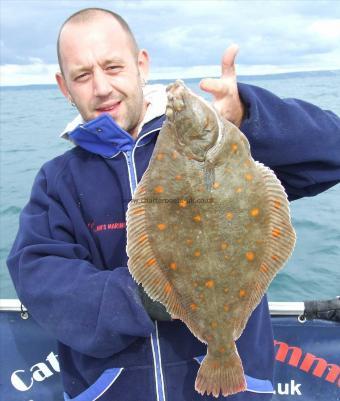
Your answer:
[202,129,212,137]
[202,117,209,128]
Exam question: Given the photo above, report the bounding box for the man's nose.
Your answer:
[93,69,113,97]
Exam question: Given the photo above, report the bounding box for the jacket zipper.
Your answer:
[124,127,160,196]
[124,127,167,401]
[124,150,137,195]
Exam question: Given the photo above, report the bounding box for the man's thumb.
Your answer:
[199,78,226,98]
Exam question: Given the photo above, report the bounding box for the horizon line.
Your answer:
[1,68,339,88]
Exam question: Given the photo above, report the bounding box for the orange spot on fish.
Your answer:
[272,228,281,238]
[145,258,156,267]
[231,143,238,153]
[175,174,182,180]
[224,255,229,260]
[132,207,145,215]
[223,304,229,312]
[193,281,198,288]
[260,263,268,273]
[274,200,281,209]
[186,238,193,245]
[210,321,218,329]
[226,212,234,221]
[194,250,201,257]
[250,208,260,217]
[246,251,255,262]
[193,214,202,222]
[138,234,148,244]
[179,199,187,208]
[211,360,221,368]
[219,346,226,354]
[205,280,215,288]
[245,173,253,181]
[221,242,229,250]
[157,223,166,230]
[212,182,220,189]
[244,159,252,167]
[154,185,164,193]
[224,288,229,293]
[190,303,198,311]
[271,255,279,261]
[239,289,246,298]
[169,262,177,271]
[236,187,243,193]
[164,283,172,294]
[206,334,213,342]
[156,153,165,161]
[172,151,178,160]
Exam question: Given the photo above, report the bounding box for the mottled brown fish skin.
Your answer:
[126,80,296,398]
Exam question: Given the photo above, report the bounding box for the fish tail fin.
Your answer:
[195,348,246,398]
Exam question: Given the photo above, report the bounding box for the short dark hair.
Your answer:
[57,8,139,74]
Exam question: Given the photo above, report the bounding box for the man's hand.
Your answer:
[138,284,172,321]
[199,44,245,128]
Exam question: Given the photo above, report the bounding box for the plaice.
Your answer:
[126,80,296,398]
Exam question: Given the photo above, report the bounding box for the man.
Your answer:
[7,7,340,401]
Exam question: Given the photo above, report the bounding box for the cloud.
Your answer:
[0,63,59,86]
[1,0,340,85]
[130,1,340,74]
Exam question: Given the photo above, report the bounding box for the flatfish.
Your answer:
[126,80,296,397]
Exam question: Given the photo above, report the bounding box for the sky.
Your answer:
[1,0,340,85]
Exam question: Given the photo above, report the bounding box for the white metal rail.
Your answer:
[0,298,305,315]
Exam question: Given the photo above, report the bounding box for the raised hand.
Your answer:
[199,44,245,127]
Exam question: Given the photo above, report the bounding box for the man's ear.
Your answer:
[137,49,150,83]
[56,72,71,101]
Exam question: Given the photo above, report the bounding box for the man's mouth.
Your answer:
[96,101,121,113]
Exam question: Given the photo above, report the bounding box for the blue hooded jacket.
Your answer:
[7,83,340,401]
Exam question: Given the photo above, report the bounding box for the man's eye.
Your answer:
[107,65,122,71]
[75,73,89,81]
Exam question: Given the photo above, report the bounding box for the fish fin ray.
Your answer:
[127,174,201,332]
[234,162,296,337]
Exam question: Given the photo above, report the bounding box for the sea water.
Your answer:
[1,70,339,301]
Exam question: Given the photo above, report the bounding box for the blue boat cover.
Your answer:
[0,312,338,400]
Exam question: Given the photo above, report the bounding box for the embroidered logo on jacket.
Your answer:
[87,221,126,233]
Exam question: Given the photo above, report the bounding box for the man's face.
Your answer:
[56,15,149,137]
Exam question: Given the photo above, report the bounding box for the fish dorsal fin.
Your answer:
[126,169,203,338]
[233,161,296,338]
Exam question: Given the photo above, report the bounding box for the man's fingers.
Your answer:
[199,78,227,98]
[221,43,239,78]
[199,44,239,97]
[199,44,242,125]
